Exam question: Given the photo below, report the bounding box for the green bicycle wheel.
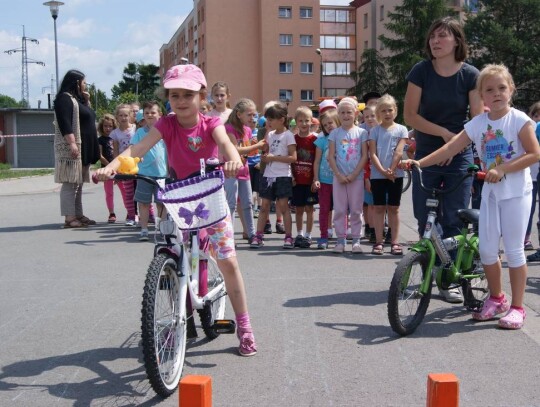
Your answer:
[388,251,432,336]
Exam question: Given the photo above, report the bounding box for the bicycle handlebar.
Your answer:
[411,163,484,196]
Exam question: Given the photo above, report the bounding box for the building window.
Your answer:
[380,5,385,21]
[325,88,348,97]
[301,90,314,101]
[300,35,313,46]
[279,62,293,73]
[279,34,293,46]
[279,6,292,18]
[322,62,351,76]
[279,89,293,101]
[321,35,351,49]
[336,10,349,22]
[321,9,354,22]
[364,40,369,49]
[363,13,368,28]
[300,7,313,18]
[300,62,313,74]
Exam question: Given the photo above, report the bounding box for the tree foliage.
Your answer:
[347,48,389,99]
[464,0,540,110]
[0,94,26,108]
[111,62,161,103]
[379,0,456,107]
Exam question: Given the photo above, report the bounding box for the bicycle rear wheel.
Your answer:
[141,254,187,398]
[388,251,432,336]
[197,253,227,340]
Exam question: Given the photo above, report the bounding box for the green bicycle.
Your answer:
[387,164,489,336]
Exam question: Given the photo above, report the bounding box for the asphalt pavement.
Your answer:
[0,174,539,406]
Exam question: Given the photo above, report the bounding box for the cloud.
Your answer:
[58,18,94,39]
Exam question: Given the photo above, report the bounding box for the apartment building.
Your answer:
[159,0,357,112]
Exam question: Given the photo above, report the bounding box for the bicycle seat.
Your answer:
[457,209,479,225]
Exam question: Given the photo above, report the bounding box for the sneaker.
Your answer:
[317,238,328,250]
[238,329,257,357]
[332,242,345,253]
[524,240,534,251]
[253,209,259,218]
[108,213,116,223]
[250,234,264,249]
[498,307,526,329]
[125,218,136,227]
[283,236,294,249]
[527,249,540,262]
[296,236,312,248]
[439,287,464,303]
[472,295,510,321]
[264,221,272,234]
[139,230,149,241]
[352,241,363,254]
[275,222,286,234]
[294,235,305,248]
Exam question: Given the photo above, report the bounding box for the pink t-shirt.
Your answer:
[224,123,250,180]
[154,113,220,180]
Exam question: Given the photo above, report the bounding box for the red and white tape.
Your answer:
[0,132,54,148]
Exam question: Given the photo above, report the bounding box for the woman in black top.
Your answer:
[53,69,100,228]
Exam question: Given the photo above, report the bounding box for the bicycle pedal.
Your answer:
[465,299,484,313]
[211,319,236,334]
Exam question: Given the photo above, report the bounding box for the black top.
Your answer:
[54,93,100,166]
[98,136,114,163]
[406,60,479,155]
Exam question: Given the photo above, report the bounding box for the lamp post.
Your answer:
[134,71,141,101]
[43,1,64,92]
[315,48,323,99]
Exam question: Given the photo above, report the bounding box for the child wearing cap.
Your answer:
[327,97,369,253]
[95,64,257,357]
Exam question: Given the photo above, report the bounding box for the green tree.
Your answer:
[111,62,160,102]
[379,0,456,109]
[0,94,26,108]
[347,48,389,99]
[86,83,111,119]
[464,0,540,110]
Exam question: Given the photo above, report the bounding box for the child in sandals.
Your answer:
[402,64,540,329]
[368,94,408,255]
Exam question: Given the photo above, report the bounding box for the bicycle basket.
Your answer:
[157,170,227,230]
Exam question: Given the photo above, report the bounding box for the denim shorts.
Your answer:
[259,176,293,201]
[134,177,161,204]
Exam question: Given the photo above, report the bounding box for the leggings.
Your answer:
[479,190,531,267]
[318,183,333,239]
[118,180,137,220]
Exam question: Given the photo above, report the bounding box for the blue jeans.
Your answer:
[412,152,473,239]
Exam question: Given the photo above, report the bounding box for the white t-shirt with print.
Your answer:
[110,125,136,154]
[263,129,296,178]
[464,108,534,200]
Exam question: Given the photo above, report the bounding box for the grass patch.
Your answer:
[0,164,54,180]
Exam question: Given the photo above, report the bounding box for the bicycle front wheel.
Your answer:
[197,253,227,340]
[388,251,432,336]
[402,169,412,193]
[141,254,187,398]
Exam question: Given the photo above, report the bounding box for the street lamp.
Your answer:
[134,71,141,101]
[315,48,323,99]
[43,1,64,92]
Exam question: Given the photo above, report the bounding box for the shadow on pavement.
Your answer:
[0,332,167,406]
[283,290,388,308]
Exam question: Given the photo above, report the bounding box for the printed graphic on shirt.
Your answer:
[338,137,361,162]
[270,138,282,154]
[188,135,204,152]
[481,124,515,171]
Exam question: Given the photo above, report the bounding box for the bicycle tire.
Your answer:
[197,253,227,340]
[141,254,187,398]
[466,252,489,302]
[388,251,432,336]
[402,169,412,193]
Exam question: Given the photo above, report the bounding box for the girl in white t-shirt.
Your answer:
[207,81,233,123]
[403,64,540,329]
[251,102,297,249]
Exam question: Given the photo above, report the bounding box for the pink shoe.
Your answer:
[237,328,257,357]
[499,308,526,329]
[472,295,510,321]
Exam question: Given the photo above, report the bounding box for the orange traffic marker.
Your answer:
[179,375,212,407]
[426,373,459,407]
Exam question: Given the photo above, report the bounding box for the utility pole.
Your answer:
[4,26,45,108]
[42,74,55,108]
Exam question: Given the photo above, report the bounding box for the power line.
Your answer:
[4,25,45,108]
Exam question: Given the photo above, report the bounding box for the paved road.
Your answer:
[0,175,539,406]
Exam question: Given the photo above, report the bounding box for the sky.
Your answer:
[0,0,351,108]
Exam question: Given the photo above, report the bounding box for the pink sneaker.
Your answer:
[237,328,257,357]
[472,295,510,321]
[499,308,526,329]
